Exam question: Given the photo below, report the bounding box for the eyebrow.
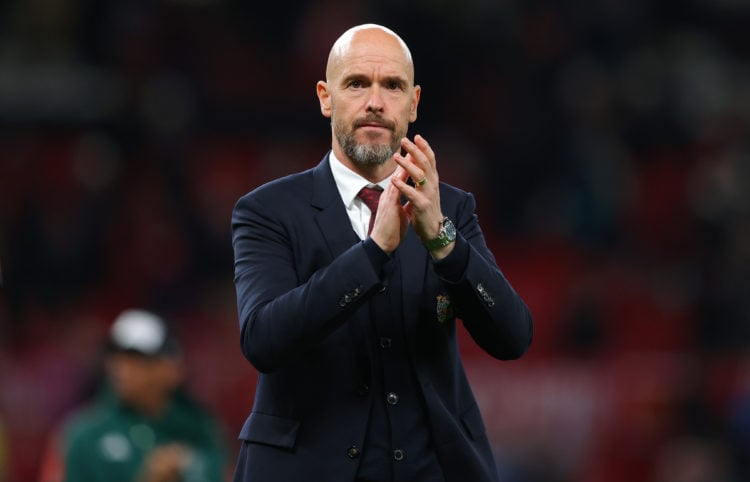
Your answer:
[382,75,409,88]
[340,73,409,88]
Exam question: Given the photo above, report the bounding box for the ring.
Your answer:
[417,177,427,187]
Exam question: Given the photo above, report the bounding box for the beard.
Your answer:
[334,114,404,166]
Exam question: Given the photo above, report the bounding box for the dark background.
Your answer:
[1,0,750,480]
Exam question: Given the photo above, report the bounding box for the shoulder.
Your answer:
[438,181,469,200]
[235,158,323,212]
[60,402,113,445]
[50,401,120,471]
[165,393,226,447]
[438,181,475,212]
[172,391,220,425]
[232,168,316,231]
[245,168,314,202]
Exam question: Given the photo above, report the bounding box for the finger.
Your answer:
[399,138,429,172]
[414,134,436,170]
[393,164,410,183]
[400,137,432,173]
[393,152,426,186]
[391,175,420,204]
[379,167,406,206]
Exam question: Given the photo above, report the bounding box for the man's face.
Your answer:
[319,28,420,167]
[106,352,182,409]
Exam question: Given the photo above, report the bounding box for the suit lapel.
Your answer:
[310,154,359,258]
[310,154,371,383]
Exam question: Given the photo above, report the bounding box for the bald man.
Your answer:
[231,24,533,482]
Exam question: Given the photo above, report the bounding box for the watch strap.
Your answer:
[424,217,455,251]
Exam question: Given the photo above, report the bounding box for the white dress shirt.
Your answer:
[328,151,394,241]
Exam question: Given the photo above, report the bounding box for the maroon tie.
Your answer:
[357,186,383,235]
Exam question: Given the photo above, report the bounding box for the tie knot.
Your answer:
[357,186,383,213]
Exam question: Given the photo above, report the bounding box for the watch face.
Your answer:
[443,218,456,240]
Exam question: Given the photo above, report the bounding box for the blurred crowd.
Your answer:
[1,0,750,481]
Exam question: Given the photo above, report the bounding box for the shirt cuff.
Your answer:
[433,235,470,283]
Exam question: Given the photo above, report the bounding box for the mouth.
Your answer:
[358,125,389,134]
[354,117,394,131]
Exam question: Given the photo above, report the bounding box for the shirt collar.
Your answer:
[329,150,393,208]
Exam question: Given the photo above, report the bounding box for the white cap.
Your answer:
[109,309,175,356]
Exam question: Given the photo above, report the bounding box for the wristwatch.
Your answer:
[424,217,456,251]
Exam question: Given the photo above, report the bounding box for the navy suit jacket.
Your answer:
[231,154,533,482]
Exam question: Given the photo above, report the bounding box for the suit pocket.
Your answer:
[239,412,300,449]
[459,403,487,441]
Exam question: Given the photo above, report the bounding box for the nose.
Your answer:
[366,85,384,113]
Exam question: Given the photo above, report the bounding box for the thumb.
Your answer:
[402,200,413,220]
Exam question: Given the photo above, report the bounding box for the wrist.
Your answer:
[370,233,396,255]
[423,217,456,252]
[429,240,455,261]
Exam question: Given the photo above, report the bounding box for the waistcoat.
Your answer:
[356,249,444,482]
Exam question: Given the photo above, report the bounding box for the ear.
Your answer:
[317,81,332,118]
[409,84,421,123]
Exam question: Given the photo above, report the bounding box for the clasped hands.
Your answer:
[370,134,453,259]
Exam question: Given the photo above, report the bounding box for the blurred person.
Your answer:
[231,24,533,482]
[39,309,226,482]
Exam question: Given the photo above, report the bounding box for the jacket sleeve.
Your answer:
[434,191,533,360]
[231,192,386,374]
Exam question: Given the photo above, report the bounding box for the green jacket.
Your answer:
[62,386,225,482]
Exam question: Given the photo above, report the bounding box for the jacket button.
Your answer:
[347,446,360,459]
[386,392,399,405]
[476,283,495,307]
[379,337,392,348]
[393,449,404,461]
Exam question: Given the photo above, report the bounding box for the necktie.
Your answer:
[357,186,383,235]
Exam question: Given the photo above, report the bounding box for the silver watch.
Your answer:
[424,217,456,251]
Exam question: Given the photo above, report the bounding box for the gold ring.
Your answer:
[417,177,427,187]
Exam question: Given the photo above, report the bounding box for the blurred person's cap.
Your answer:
[108,309,181,357]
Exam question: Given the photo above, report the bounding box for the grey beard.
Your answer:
[337,129,397,166]
[347,142,394,166]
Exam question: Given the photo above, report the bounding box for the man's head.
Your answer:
[317,24,421,173]
[105,309,184,415]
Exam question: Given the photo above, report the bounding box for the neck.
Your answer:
[126,393,172,418]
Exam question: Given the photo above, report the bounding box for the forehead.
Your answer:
[328,29,414,82]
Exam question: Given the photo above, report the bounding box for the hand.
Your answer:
[391,135,453,257]
[369,165,410,254]
[139,444,191,482]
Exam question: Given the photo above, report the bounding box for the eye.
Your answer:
[387,81,402,90]
[348,80,363,89]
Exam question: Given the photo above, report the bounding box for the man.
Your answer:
[231,24,533,482]
[41,309,226,482]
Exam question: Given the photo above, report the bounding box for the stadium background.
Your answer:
[1,0,749,480]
